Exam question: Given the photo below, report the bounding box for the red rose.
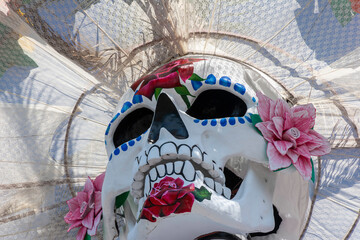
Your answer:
[139,176,195,222]
[350,0,360,13]
[130,58,203,99]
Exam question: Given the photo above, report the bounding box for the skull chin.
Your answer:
[128,141,277,240]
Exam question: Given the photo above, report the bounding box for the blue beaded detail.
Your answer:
[201,120,208,126]
[194,119,200,123]
[128,140,135,147]
[219,76,231,87]
[220,118,227,127]
[229,117,236,125]
[121,102,132,113]
[114,148,120,155]
[121,143,128,151]
[211,119,217,126]
[205,74,216,85]
[191,80,203,91]
[234,83,246,95]
[238,117,245,124]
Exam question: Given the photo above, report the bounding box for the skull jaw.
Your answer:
[126,163,276,240]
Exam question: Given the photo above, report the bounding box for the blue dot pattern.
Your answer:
[132,94,143,104]
[201,120,208,126]
[252,97,256,102]
[238,117,245,124]
[105,124,111,135]
[194,119,200,123]
[121,143,128,151]
[219,76,231,87]
[245,116,252,123]
[110,113,120,123]
[128,140,135,146]
[220,118,227,126]
[211,119,217,126]
[136,135,142,141]
[114,148,120,155]
[234,83,246,95]
[109,153,113,161]
[121,102,132,113]
[205,74,216,85]
[229,117,236,125]
[191,80,203,91]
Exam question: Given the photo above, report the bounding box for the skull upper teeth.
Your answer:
[130,141,230,200]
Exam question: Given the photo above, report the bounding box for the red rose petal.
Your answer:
[147,205,162,217]
[178,64,194,83]
[160,202,181,217]
[161,190,179,205]
[140,208,157,222]
[174,193,195,214]
[149,196,167,206]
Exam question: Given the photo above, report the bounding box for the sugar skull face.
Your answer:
[102,57,283,240]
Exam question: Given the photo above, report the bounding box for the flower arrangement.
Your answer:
[252,92,331,181]
[64,173,105,240]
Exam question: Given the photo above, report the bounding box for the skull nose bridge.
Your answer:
[148,93,189,143]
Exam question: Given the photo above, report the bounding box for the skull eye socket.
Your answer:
[186,90,247,119]
[113,108,154,148]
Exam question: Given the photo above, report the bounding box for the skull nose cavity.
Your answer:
[148,93,189,143]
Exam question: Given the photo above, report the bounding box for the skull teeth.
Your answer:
[131,142,226,199]
[204,177,231,200]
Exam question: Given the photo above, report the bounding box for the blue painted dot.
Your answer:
[121,102,132,113]
[105,140,107,145]
[211,119,217,126]
[191,80,203,91]
[245,116,252,123]
[105,124,111,135]
[219,76,231,87]
[194,119,200,123]
[229,117,236,125]
[201,120,208,126]
[128,140,135,147]
[132,94,143,104]
[234,83,246,95]
[110,113,120,123]
[109,153,113,161]
[121,143,128,151]
[205,74,216,85]
[114,148,120,155]
[252,97,256,103]
[136,135,142,141]
[220,118,227,127]
[238,117,245,124]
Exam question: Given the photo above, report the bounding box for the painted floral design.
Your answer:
[64,172,105,240]
[139,176,195,222]
[254,92,331,181]
[130,58,204,107]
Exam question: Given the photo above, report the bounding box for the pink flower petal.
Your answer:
[67,198,80,213]
[69,208,82,221]
[82,209,94,229]
[274,99,290,118]
[83,177,94,193]
[283,112,293,130]
[266,121,282,140]
[307,130,331,156]
[93,172,105,191]
[293,156,312,181]
[286,149,299,164]
[87,210,102,236]
[76,226,87,240]
[272,117,284,139]
[256,92,273,122]
[256,122,277,142]
[296,132,313,145]
[291,104,316,132]
[67,220,83,232]
[76,192,88,205]
[94,191,102,215]
[267,142,292,170]
[294,144,311,158]
[0,1,10,16]
[274,141,293,156]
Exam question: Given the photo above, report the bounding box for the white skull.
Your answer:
[102,57,282,240]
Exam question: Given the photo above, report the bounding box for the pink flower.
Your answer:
[0,0,20,16]
[255,92,331,180]
[64,172,105,240]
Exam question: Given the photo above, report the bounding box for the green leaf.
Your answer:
[192,186,212,202]
[154,88,162,100]
[331,0,356,27]
[84,233,91,240]
[174,85,193,96]
[251,114,263,135]
[310,158,315,183]
[115,191,129,209]
[188,73,205,81]
[181,95,191,109]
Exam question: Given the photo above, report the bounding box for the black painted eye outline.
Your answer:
[186,89,248,120]
[112,107,154,148]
